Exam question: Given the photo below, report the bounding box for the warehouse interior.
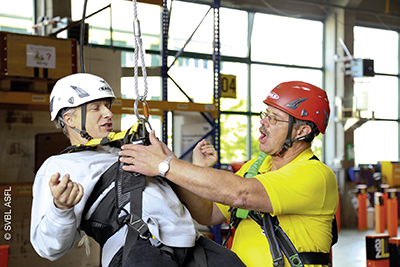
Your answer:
[1,0,400,266]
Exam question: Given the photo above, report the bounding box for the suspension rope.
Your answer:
[131,0,152,131]
[132,0,150,121]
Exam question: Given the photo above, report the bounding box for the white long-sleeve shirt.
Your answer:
[31,145,197,267]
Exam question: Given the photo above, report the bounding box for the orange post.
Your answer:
[0,245,9,267]
[357,185,368,231]
[387,189,398,238]
[366,234,390,267]
[381,184,390,229]
[375,192,385,234]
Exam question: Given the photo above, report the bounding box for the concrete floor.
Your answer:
[332,227,399,267]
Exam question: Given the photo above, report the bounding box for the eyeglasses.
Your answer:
[260,111,289,125]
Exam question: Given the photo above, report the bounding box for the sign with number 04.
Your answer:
[220,74,237,99]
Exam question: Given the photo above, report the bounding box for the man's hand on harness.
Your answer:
[120,130,218,175]
[120,130,169,177]
[49,172,84,210]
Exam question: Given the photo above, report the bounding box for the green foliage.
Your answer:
[220,99,261,163]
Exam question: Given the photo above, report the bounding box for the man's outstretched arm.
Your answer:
[119,130,273,214]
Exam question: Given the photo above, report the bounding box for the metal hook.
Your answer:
[134,97,145,121]
[133,97,152,135]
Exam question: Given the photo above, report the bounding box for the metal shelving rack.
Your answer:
[159,0,221,166]
[0,0,222,167]
[159,0,223,243]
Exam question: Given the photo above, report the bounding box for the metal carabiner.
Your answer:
[134,97,150,119]
[134,97,143,121]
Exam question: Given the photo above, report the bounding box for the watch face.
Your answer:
[160,162,168,172]
[159,156,172,176]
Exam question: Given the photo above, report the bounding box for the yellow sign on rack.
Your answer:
[220,74,237,99]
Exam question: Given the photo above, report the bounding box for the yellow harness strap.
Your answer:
[61,122,140,154]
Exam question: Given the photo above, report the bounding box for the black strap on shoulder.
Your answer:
[79,122,152,263]
[82,162,118,217]
[80,162,124,247]
[118,122,151,266]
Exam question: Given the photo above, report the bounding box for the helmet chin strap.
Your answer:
[71,104,92,141]
[274,116,317,157]
[274,116,294,157]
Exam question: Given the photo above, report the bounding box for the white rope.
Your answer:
[132,0,149,103]
[78,232,91,256]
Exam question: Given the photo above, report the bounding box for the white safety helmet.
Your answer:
[50,73,116,121]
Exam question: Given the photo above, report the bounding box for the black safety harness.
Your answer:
[223,153,337,267]
[60,122,203,266]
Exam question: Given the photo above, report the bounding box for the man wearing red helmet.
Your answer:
[121,81,338,267]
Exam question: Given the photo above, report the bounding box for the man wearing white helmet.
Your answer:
[49,72,116,142]
[30,73,245,267]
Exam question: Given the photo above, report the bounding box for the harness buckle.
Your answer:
[127,214,152,239]
[148,236,162,247]
[289,255,302,267]
[117,208,152,240]
[272,257,284,267]
[128,118,152,145]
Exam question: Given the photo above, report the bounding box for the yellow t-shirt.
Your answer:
[217,148,338,267]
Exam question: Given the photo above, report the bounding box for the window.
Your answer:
[168,1,212,54]
[353,26,399,165]
[354,26,398,75]
[0,0,33,34]
[251,13,323,67]
[71,0,160,49]
[167,56,214,103]
[220,8,248,57]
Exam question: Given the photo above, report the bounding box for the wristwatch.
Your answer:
[158,156,173,177]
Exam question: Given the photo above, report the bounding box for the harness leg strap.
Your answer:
[262,215,284,267]
[121,170,146,266]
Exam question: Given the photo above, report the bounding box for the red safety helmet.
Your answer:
[263,81,330,134]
